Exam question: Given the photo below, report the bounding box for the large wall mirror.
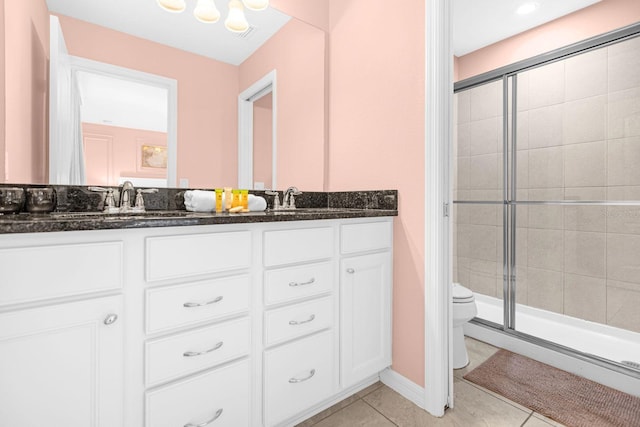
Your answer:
[1,0,327,190]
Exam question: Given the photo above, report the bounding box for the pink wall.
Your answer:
[82,123,167,187]
[3,0,49,184]
[328,0,426,386]
[457,0,640,81]
[57,15,239,189]
[253,93,273,188]
[240,18,326,191]
[0,0,5,182]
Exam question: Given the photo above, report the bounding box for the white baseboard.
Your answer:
[380,368,426,409]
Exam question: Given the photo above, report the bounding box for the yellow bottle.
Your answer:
[224,187,233,210]
[241,189,249,211]
[231,189,240,208]
[215,189,223,213]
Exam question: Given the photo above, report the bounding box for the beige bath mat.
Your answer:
[463,349,640,427]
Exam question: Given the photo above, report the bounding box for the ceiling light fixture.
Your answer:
[225,0,249,32]
[157,0,267,32]
[194,0,221,23]
[516,2,540,15]
[157,0,187,13]
[243,0,269,11]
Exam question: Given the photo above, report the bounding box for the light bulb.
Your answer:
[225,0,249,33]
[516,2,539,15]
[194,0,221,23]
[242,0,269,11]
[157,0,186,13]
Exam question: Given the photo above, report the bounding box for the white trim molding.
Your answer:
[67,55,178,188]
[424,0,453,417]
[380,368,427,409]
[238,70,277,190]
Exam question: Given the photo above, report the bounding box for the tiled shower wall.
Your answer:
[453,35,640,334]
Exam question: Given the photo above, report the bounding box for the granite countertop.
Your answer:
[0,189,398,234]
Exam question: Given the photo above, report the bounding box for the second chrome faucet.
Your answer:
[266,186,302,210]
[89,181,158,213]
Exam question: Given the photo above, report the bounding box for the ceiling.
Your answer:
[77,72,168,133]
[46,0,291,66]
[453,0,602,56]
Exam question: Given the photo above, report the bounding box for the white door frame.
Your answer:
[238,70,277,190]
[424,0,453,416]
[66,56,178,188]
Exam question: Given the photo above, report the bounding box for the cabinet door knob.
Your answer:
[103,314,118,325]
[346,268,355,274]
[184,408,223,427]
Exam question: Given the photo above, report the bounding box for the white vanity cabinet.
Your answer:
[0,215,394,427]
[262,225,338,426]
[340,221,393,388]
[0,234,125,427]
[142,230,253,427]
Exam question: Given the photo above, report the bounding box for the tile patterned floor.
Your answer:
[296,337,567,427]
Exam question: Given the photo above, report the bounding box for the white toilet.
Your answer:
[452,282,477,369]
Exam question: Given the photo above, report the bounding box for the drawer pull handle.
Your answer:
[289,314,316,326]
[289,369,316,383]
[184,408,223,427]
[289,278,315,287]
[183,341,224,357]
[346,268,355,274]
[183,296,223,308]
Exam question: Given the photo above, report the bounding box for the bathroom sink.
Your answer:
[267,208,347,214]
[49,210,195,220]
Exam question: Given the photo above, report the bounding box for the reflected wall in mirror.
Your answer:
[0,0,327,190]
[253,92,273,190]
[453,0,640,81]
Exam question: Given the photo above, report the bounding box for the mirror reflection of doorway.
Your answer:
[78,71,169,188]
[238,69,277,190]
[252,92,273,190]
[49,15,177,188]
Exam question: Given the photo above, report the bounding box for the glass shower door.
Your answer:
[511,38,640,368]
[453,79,506,328]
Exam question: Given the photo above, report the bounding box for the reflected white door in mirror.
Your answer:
[238,69,277,190]
[49,16,178,188]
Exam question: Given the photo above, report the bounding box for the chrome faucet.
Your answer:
[265,190,282,210]
[89,181,157,213]
[282,186,302,209]
[120,181,135,211]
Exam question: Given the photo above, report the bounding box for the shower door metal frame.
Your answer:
[453,22,640,378]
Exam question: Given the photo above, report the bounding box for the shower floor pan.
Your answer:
[472,294,640,372]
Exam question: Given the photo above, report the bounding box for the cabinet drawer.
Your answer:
[341,221,392,254]
[264,262,333,306]
[264,331,335,426]
[264,297,332,347]
[0,241,122,305]
[146,231,251,282]
[145,317,250,387]
[146,275,250,334]
[146,359,250,427]
[263,227,333,267]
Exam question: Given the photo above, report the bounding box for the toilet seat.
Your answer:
[453,283,474,304]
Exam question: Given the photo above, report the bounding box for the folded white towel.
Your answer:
[184,190,215,212]
[184,190,267,213]
[248,194,267,211]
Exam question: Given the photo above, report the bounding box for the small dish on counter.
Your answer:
[0,187,25,214]
[25,187,57,213]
